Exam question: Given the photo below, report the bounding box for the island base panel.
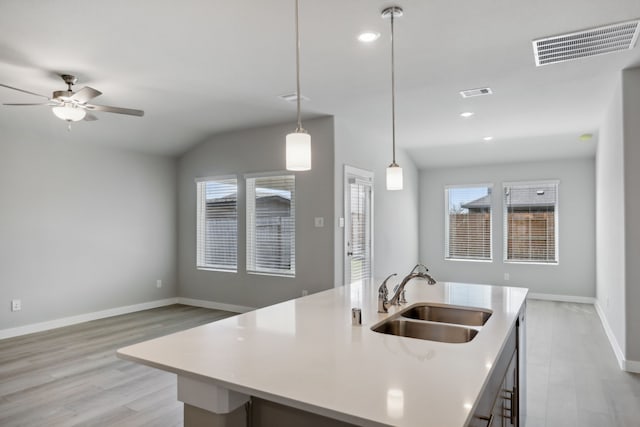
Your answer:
[185,404,246,427]
[251,398,358,427]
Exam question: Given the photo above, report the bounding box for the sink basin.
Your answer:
[400,303,492,326]
[372,319,478,343]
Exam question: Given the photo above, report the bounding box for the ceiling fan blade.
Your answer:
[0,83,50,99]
[86,104,144,117]
[2,102,50,106]
[83,112,99,121]
[71,86,102,103]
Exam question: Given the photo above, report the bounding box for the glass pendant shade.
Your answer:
[52,105,86,122]
[386,163,403,191]
[286,131,311,171]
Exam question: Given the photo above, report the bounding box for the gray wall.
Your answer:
[419,159,596,296]
[0,137,177,329]
[177,117,334,308]
[596,76,627,357]
[333,117,420,285]
[623,68,640,362]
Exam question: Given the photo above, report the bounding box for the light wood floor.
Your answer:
[0,304,235,427]
[1,301,639,426]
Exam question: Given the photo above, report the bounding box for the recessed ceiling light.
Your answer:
[358,32,380,42]
[460,112,475,118]
[483,136,494,142]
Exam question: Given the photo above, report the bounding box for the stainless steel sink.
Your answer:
[372,319,478,343]
[400,303,492,326]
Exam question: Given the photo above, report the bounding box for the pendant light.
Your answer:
[383,6,403,191]
[286,0,311,171]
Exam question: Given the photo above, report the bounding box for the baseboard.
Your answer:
[527,293,596,304]
[177,297,254,314]
[593,301,640,373]
[0,298,179,340]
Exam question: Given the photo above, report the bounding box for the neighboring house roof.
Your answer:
[462,184,557,209]
[207,191,291,205]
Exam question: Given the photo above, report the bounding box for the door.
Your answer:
[344,165,373,285]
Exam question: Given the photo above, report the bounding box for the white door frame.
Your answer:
[343,165,374,286]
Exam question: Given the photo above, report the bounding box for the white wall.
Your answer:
[177,117,334,308]
[419,159,595,297]
[333,117,420,285]
[0,137,177,329]
[596,76,627,357]
[622,68,640,362]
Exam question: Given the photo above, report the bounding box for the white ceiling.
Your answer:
[1,0,639,168]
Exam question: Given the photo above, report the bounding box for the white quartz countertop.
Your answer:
[117,280,527,427]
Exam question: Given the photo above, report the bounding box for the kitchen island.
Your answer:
[117,280,527,427]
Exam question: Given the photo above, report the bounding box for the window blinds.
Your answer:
[246,175,295,276]
[445,186,492,260]
[349,179,372,282]
[196,177,238,271]
[504,182,558,263]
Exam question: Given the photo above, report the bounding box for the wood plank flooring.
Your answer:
[0,305,235,427]
[1,300,639,426]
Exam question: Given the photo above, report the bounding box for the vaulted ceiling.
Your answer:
[1,0,639,167]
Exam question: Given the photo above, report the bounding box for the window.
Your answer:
[246,174,295,276]
[445,185,492,261]
[196,176,238,272]
[503,181,558,263]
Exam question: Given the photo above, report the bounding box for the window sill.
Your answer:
[445,258,493,263]
[247,270,295,279]
[503,260,558,266]
[197,267,238,273]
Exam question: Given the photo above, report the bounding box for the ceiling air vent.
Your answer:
[459,87,493,98]
[533,19,640,66]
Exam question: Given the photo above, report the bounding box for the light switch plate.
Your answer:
[314,217,324,228]
[339,217,345,228]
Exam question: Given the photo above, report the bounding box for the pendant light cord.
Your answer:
[390,10,397,165]
[295,0,303,132]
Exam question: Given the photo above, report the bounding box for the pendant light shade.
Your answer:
[286,0,311,171]
[386,163,403,191]
[383,6,403,191]
[286,130,311,171]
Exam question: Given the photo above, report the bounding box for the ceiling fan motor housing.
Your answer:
[53,90,73,101]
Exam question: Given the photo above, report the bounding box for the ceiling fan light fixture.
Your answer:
[286,129,311,171]
[52,104,86,122]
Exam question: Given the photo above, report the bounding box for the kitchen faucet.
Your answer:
[378,265,437,313]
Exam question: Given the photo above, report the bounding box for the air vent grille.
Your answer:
[459,87,493,98]
[533,20,640,66]
[278,92,310,103]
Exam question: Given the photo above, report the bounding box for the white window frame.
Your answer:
[245,171,296,278]
[503,180,559,265]
[195,175,238,273]
[444,183,493,262]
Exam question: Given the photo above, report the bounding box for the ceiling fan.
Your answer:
[0,74,144,124]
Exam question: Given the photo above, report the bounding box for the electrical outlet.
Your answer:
[156,279,162,289]
[302,290,309,296]
[11,299,21,312]
[504,273,510,281]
